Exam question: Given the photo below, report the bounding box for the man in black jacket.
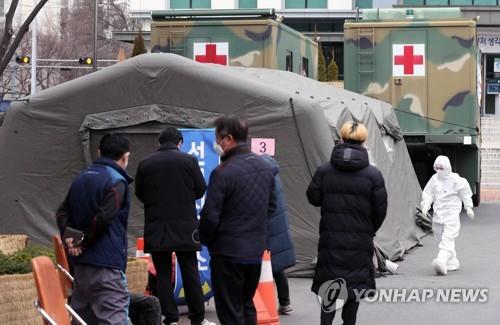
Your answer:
[135,127,213,325]
[200,116,276,325]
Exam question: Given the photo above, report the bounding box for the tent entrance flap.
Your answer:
[80,104,223,165]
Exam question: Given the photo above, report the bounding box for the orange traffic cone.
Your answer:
[254,250,280,325]
[136,237,149,258]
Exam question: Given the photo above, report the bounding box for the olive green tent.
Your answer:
[0,54,425,276]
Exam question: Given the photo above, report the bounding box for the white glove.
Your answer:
[421,204,430,216]
[466,207,474,220]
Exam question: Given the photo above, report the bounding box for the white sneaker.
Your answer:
[432,258,448,275]
[199,319,216,325]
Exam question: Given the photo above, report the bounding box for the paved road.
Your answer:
[179,202,500,324]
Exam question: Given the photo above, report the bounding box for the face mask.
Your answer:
[434,165,450,180]
[436,169,451,180]
[213,142,224,156]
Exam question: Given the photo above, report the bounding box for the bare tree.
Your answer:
[36,18,69,90]
[1,0,133,96]
[58,0,132,76]
[0,0,50,76]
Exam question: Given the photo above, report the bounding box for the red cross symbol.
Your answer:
[394,45,424,75]
[195,44,227,65]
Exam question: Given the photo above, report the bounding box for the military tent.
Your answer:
[0,54,425,276]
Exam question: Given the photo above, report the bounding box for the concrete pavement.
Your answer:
[178,202,500,324]
[287,202,500,324]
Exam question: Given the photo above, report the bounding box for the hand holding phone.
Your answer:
[63,227,85,256]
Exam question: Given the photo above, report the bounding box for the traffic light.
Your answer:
[79,57,93,65]
[15,56,30,64]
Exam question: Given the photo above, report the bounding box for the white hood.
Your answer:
[433,155,451,180]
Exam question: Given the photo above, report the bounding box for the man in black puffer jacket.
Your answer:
[200,116,276,325]
[307,121,387,325]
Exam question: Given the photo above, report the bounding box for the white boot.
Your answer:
[432,258,447,275]
[447,258,460,271]
[432,250,451,276]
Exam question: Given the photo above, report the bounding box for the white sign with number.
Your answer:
[251,138,275,156]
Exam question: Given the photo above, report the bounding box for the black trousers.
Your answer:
[320,300,360,325]
[273,270,291,306]
[151,251,205,324]
[210,256,262,325]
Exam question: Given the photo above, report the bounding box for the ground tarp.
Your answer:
[0,53,425,276]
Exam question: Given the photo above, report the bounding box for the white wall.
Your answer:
[130,0,166,11]
[328,0,352,10]
[212,0,236,9]
[257,0,282,10]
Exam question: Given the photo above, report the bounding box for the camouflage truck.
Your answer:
[344,8,481,205]
[150,9,318,80]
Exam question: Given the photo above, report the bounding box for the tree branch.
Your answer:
[0,0,49,76]
[0,0,19,57]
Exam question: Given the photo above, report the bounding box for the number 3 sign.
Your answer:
[251,138,275,156]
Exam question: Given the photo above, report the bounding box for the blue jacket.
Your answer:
[67,157,132,271]
[260,155,296,273]
[200,144,276,261]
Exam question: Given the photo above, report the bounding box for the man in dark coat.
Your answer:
[135,127,213,325]
[306,121,387,325]
[200,116,276,325]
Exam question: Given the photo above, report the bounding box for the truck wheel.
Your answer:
[472,181,480,207]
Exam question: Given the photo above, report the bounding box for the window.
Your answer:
[239,0,257,8]
[474,0,497,4]
[307,0,328,7]
[402,0,424,4]
[301,57,309,77]
[286,51,293,72]
[170,0,211,9]
[285,0,327,8]
[356,0,373,8]
[425,0,448,4]
[403,0,497,3]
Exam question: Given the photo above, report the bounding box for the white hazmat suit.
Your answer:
[421,155,474,275]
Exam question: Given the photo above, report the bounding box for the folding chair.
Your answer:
[31,256,86,325]
[52,235,73,298]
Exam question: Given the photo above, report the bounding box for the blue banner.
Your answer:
[174,128,219,304]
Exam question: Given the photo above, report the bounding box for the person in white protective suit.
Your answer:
[421,155,474,276]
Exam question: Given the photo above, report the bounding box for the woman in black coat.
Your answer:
[306,121,388,325]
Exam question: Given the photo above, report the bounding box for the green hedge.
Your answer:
[0,245,55,275]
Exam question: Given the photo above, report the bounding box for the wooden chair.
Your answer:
[52,235,73,298]
[31,256,86,325]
